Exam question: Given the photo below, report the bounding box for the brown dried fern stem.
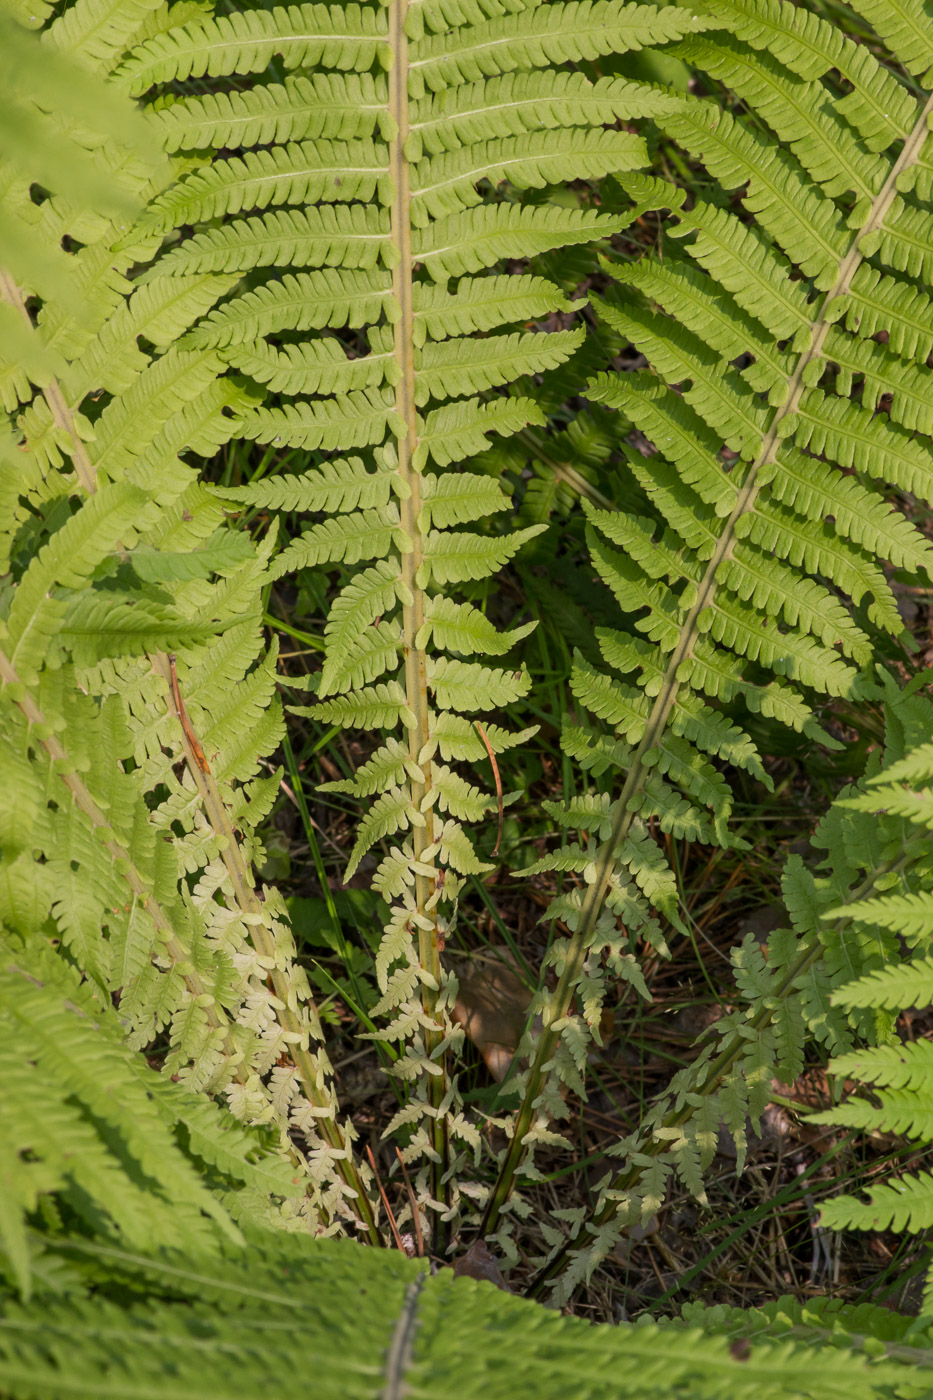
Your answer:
[388,0,452,1242]
[481,90,933,1238]
[0,270,382,1246]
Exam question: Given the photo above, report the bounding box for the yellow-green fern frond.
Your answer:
[1,2,379,1247]
[118,0,708,1234]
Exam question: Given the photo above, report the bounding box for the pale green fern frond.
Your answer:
[2,2,380,1245]
[120,0,708,1238]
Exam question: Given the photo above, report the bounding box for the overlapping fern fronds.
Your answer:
[527,674,933,1301]
[0,935,302,1299]
[0,7,379,1265]
[678,1294,933,1381]
[116,0,712,1235]
[482,0,933,1274]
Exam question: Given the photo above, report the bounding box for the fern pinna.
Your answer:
[1,1,381,1258]
[116,0,709,1236]
[480,0,933,1281]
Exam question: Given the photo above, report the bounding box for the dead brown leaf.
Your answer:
[452,1240,510,1290]
[451,949,532,1082]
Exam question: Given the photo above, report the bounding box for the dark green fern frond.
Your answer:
[677,1294,933,1382]
[486,0,933,1264]
[807,720,933,1263]
[0,1232,909,1400]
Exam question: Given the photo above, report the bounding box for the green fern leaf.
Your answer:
[418,523,545,584]
[118,4,389,93]
[819,1171,933,1234]
[429,656,530,711]
[415,326,584,403]
[420,597,534,655]
[293,681,415,732]
[117,0,715,1231]
[831,957,933,1012]
[215,457,397,514]
[419,472,509,528]
[411,1,711,90]
[413,273,572,338]
[184,269,394,349]
[494,0,933,1260]
[414,202,623,280]
[151,204,392,277]
[154,72,392,152]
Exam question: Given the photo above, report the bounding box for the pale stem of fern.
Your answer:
[481,91,933,1238]
[526,853,910,1298]
[388,0,452,1235]
[0,271,381,1245]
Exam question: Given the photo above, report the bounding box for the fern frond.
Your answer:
[845,0,933,78]
[485,0,933,1275]
[151,204,393,279]
[805,702,933,1248]
[420,472,510,527]
[410,1,711,90]
[118,4,389,93]
[121,0,707,1239]
[415,327,584,403]
[0,1232,901,1400]
[819,1172,933,1235]
[215,456,396,514]
[414,70,680,152]
[827,1041,933,1094]
[153,72,392,152]
[412,128,648,220]
[143,139,394,235]
[421,597,534,655]
[2,0,380,1241]
[184,269,394,349]
[413,273,572,337]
